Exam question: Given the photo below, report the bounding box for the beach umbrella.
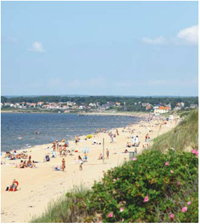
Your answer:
[62,139,65,142]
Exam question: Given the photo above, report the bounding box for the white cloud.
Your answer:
[177,25,198,44]
[142,36,166,45]
[142,25,198,46]
[29,41,44,53]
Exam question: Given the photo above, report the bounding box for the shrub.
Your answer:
[87,149,198,223]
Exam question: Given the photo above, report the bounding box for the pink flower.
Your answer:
[144,195,149,202]
[191,149,196,154]
[117,178,120,180]
[177,181,181,186]
[165,161,169,166]
[182,207,188,213]
[170,170,174,174]
[120,207,124,212]
[107,212,113,218]
[132,158,137,161]
[121,218,124,222]
[187,201,191,205]
[113,179,116,183]
[192,149,198,156]
[170,214,175,219]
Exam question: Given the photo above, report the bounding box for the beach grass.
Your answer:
[151,109,198,152]
[31,186,89,223]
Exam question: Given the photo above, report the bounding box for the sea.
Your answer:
[1,113,141,152]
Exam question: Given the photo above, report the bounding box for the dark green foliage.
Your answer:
[87,149,198,223]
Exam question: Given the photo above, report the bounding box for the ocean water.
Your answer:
[1,113,140,152]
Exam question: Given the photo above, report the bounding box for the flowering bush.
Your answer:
[86,149,198,223]
[32,148,198,223]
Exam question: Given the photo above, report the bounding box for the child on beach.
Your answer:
[78,156,83,171]
[106,149,109,159]
[61,158,66,171]
[98,153,103,160]
[84,154,88,162]
[19,160,24,168]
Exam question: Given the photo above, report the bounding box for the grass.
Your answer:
[31,186,89,223]
[151,109,198,152]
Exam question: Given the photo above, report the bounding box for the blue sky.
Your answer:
[1,1,198,96]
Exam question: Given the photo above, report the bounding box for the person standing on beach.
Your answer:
[106,149,109,159]
[61,158,66,171]
[78,156,83,171]
[52,143,56,152]
[59,145,62,156]
[116,129,119,136]
[56,140,59,151]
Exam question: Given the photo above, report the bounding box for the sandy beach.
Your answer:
[1,116,177,223]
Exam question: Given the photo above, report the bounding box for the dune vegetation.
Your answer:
[152,109,198,152]
[31,110,198,223]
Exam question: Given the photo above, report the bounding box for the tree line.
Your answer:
[1,95,198,109]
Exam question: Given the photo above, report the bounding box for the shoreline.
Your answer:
[1,115,176,223]
[1,113,146,153]
[1,110,149,117]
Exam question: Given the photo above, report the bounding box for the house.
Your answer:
[173,107,181,111]
[190,104,198,109]
[79,106,84,110]
[180,102,185,107]
[142,103,148,107]
[63,105,69,109]
[154,106,171,114]
[37,102,44,106]
[115,102,121,107]
[67,101,73,106]
[4,102,10,106]
[146,105,152,110]
[89,103,96,107]
[30,103,36,108]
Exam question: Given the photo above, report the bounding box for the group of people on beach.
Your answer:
[18,156,36,168]
[4,150,28,160]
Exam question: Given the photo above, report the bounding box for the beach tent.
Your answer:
[86,135,93,139]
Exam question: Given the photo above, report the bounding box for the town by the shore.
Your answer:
[1,115,178,223]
